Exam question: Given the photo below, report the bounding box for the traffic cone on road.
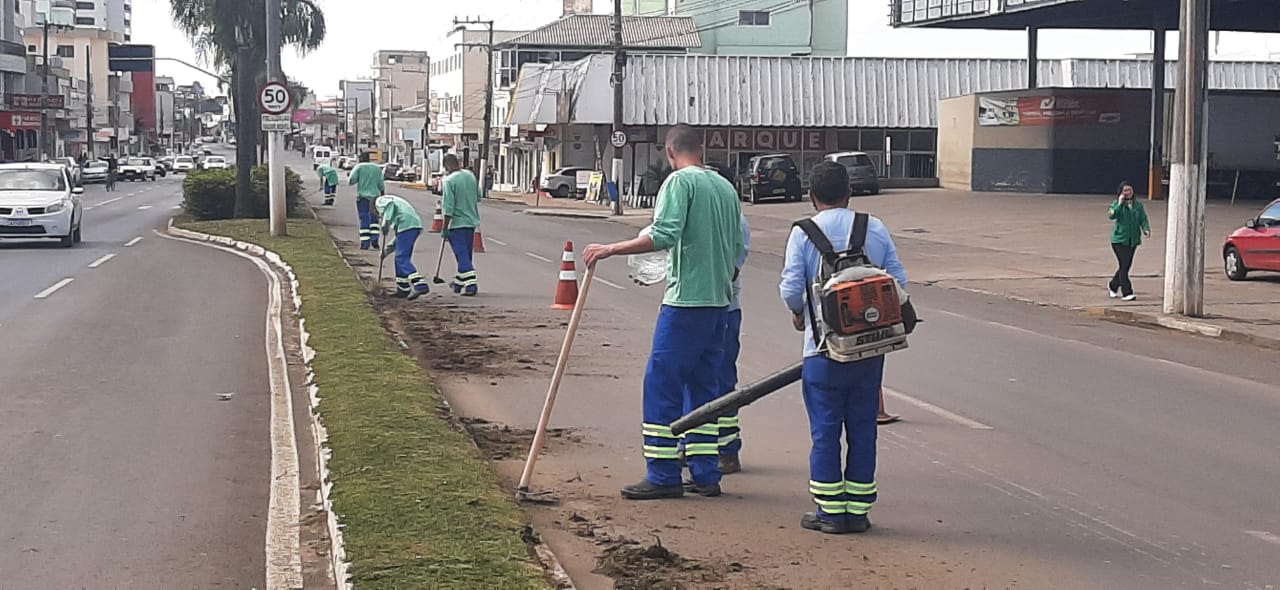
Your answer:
[551,241,579,310]
[429,203,444,233]
[473,228,486,253]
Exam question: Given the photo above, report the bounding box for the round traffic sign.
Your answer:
[610,130,627,149]
[258,81,292,115]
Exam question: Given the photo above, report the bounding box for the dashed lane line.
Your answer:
[34,278,74,299]
[488,237,508,246]
[137,205,153,210]
[88,253,116,268]
[125,236,144,247]
[85,196,123,210]
[883,387,994,430]
[525,252,553,263]
[1246,530,1280,546]
[596,277,627,290]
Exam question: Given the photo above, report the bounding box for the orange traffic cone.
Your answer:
[473,228,486,253]
[551,241,579,310]
[429,203,444,233]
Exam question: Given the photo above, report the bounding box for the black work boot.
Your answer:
[681,479,722,497]
[718,453,741,475]
[801,512,865,535]
[620,479,684,500]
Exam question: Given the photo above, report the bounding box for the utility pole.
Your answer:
[454,16,495,196]
[610,0,625,216]
[85,44,93,159]
[41,18,52,160]
[265,0,287,236]
[1164,0,1209,316]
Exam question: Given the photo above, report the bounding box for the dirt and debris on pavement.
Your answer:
[385,301,566,376]
[461,416,582,461]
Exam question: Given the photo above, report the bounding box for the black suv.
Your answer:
[743,154,803,204]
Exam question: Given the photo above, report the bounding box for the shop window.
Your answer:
[738,10,770,26]
[886,130,910,153]
[56,45,75,58]
[909,129,936,152]
[75,17,95,26]
[859,130,884,151]
[835,130,859,151]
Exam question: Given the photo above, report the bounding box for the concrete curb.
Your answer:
[1084,305,1280,351]
[166,219,354,590]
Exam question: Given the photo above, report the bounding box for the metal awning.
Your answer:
[891,0,1280,33]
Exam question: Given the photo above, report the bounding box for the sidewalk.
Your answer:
[469,188,652,221]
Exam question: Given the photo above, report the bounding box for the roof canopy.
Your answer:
[891,0,1280,33]
[500,14,701,50]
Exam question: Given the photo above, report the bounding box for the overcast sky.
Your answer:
[132,0,1280,98]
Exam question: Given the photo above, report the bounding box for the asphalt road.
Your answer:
[356,181,1280,589]
[0,170,271,588]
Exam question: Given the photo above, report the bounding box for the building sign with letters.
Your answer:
[7,94,64,109]
[978,95,1122,127]
[703,128,829,152]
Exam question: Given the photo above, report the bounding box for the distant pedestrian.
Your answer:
[105,155,118,192]
[1107,181,1150,301]
[316,163,339,206]
[375,195,430,300]
[348,152,384,250]
[583,125,745,500]
[779,161,908,535]
[441,153,481,295]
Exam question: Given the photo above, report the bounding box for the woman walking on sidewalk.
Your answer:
[1107,182,1150,301]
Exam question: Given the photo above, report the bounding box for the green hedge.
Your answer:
[182,165,303,221]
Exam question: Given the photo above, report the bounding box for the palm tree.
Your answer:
[169,0,325,217]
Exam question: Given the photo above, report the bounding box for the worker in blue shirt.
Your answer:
[779,161,907,535]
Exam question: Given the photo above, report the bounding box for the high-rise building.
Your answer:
[624,0,849,56]
[25,0,130,40]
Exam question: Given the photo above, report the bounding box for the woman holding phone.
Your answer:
[1107,181,1151,301]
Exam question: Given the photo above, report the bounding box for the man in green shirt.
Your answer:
[316,163,339,206]
[348,152,385,250]
[375,195,430,300]
[583,124,746,500]
[441,154,481,295]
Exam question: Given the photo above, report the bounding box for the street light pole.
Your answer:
[265,0,287,237]
[1163,0,1209,316]
[610,0,625,216]
[41,19,51,160]
[454,16,495,196]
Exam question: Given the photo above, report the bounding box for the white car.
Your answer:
[172,156,195,173]
[0,163,84,247]
[202,156,229,170]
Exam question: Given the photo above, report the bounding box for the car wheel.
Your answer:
[1224,246,1248,281]
[867,186,880,196]
[553,185,570,198]
[749,190,759,205]
[60,229,75,247]
[72,223,82,244]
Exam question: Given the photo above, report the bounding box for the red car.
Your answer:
[1224,198,1280,280]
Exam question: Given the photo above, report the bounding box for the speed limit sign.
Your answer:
[258,81,292,115]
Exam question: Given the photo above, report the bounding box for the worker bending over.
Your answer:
[375,195,431,300]
[316,163,339,206]
[348,152,384,250]
[441,154,481,296]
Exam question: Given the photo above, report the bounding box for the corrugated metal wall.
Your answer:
[621,55,1280,128]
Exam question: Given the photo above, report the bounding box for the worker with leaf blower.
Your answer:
[780,161,912,535]
[316,163,339,206]
[374,195,430,300]
[348,151,385,250]
[441,154,481,296]
[584,125,745,501]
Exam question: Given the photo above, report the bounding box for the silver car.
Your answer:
[0,163,84,247]
[81,160,109,183]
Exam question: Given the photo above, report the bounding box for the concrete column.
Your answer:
[1027,26,1039,89]
[1164,0,1210,317]
[1149,28,1167,200]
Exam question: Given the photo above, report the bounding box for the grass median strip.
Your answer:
[179,218,549,590]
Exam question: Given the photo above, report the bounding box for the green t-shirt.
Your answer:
[442,169,481,229]
[317,165,339,185]
[650,166,745,308]
[375,195,423,233]
[348,162,385,199]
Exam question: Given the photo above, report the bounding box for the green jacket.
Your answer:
[1108,199,1150,246]
[316,165,339,185]
[348,162,385,199]
[442,169,481,229]
[375,195,424,235]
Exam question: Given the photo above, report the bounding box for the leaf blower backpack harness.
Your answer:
[795,213,919,363]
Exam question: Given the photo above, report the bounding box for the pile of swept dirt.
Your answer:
[593,537,776,590]
[393,303,564,376]
[460,417,581,461]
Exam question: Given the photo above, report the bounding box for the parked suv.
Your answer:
[541,167,592,198]
[743,154,802,204]
[1223,198,1280,280]
[825,151,880,195]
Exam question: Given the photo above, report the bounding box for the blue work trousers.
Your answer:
[715,308,743,455]
[447,227,477,294]
[355,197,381,247]
[393,228,429,296]
[642,305,728,487]
[802,354,884,520]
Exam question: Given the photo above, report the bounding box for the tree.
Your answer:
[169,0,325,217]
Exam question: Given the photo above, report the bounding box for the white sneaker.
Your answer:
[1108,287,1119,299]
[1122,294,1136,301]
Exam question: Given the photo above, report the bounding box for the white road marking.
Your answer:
[34,278,74,299]
[488,237,508,246]
[597,277,626,290]
[1246,530,1280,545]
[137,205,152,210]
[525,252,553,263]
[172,204,183,210]
[124,236,144,247]
[883,387,994,430]
[156,229,303,588]
[85,196,123,210]
[88,253,116,268]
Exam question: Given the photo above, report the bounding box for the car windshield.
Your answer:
[86,161,106,169]
[127,158,147,165]
[835,154,874,168]
[759,157,794,171]
[207,157,225,163]
[1260,203,1280,226]
[0,169,66,191]
[176,157,193,163]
